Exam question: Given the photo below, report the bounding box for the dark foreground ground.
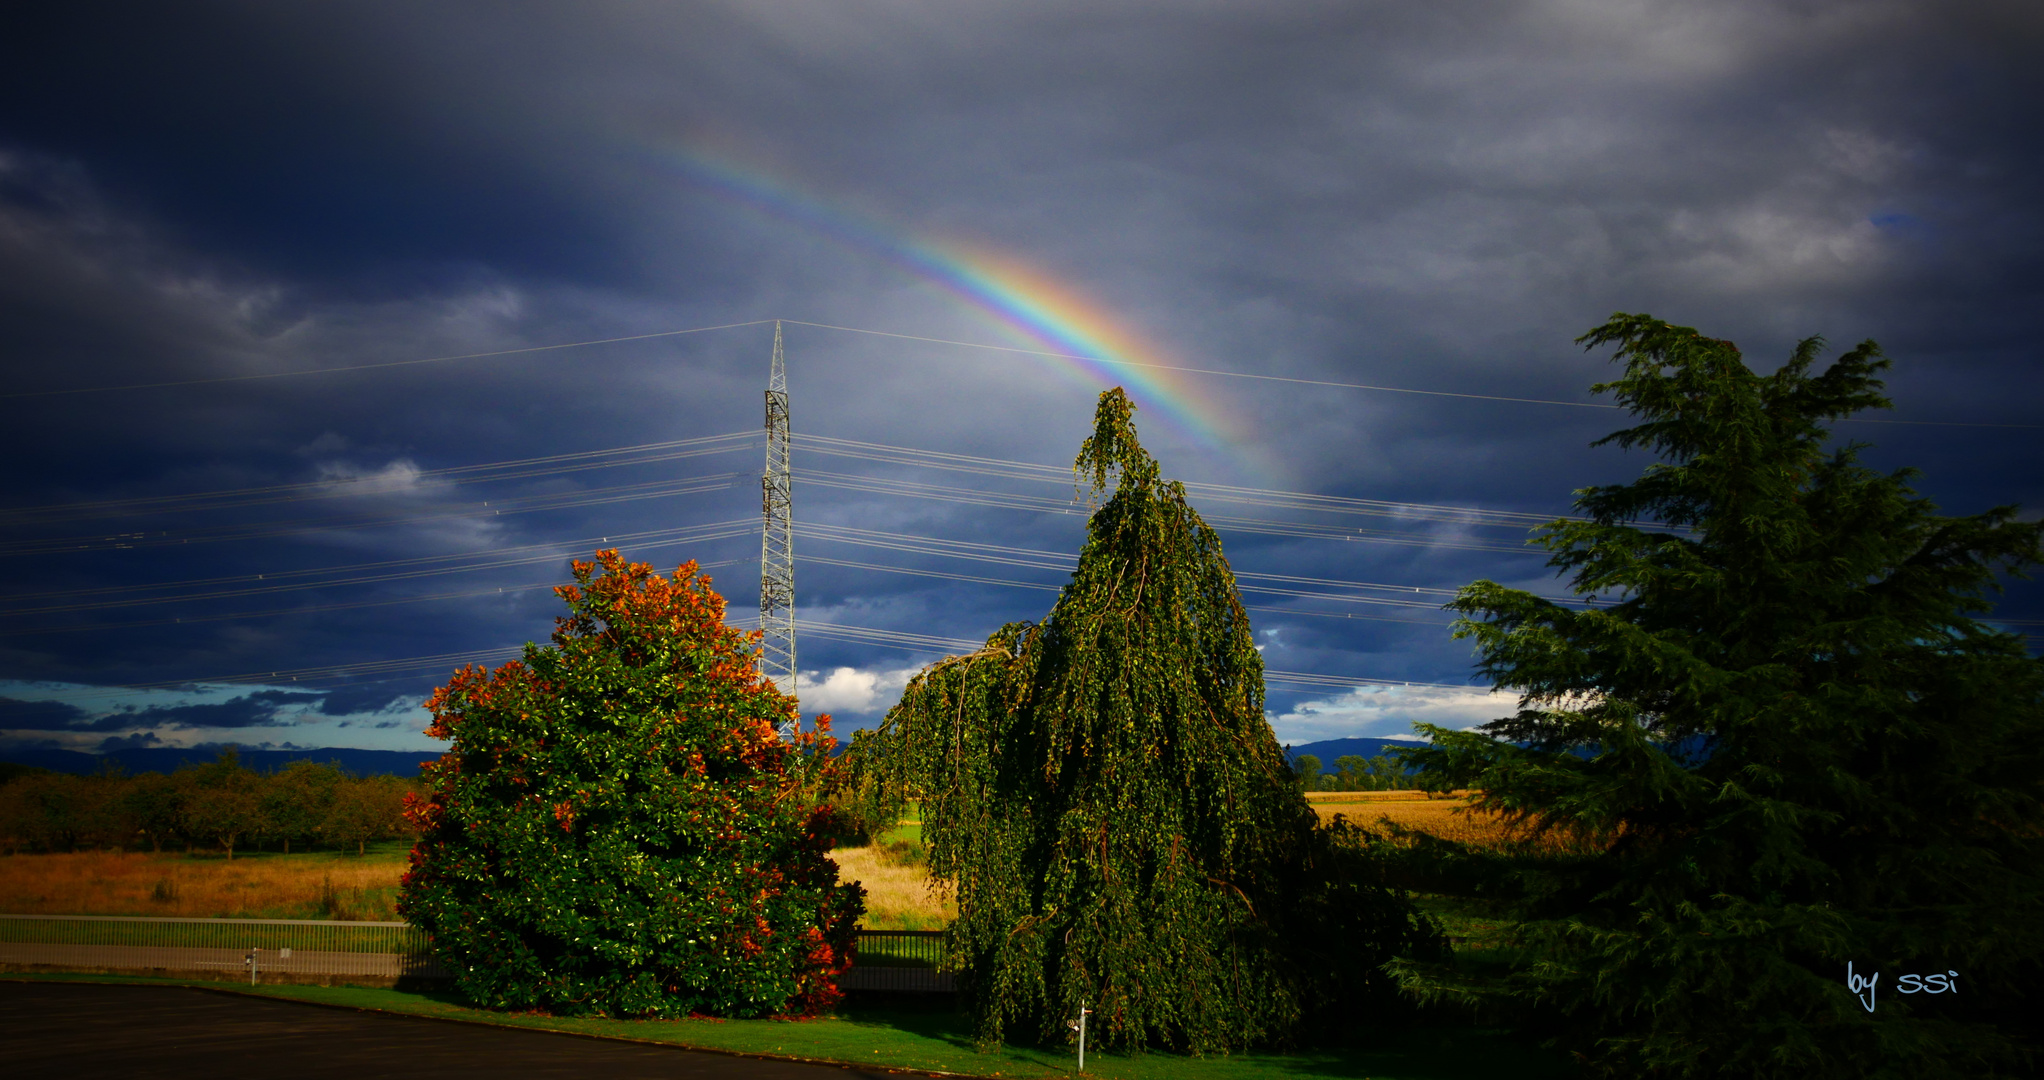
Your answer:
[0,982,898,1079]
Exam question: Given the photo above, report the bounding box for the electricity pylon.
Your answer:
[759,321,797,721]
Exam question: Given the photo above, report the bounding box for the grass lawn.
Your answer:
[3,972,1570,1079]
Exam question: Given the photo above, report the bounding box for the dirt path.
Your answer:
[0,982,895,1079]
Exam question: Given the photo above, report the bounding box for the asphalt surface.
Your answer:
[0,982,900,1079]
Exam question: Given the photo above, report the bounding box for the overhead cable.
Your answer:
[2,548,755,636]
[0,520,758,615]
[782,321,2038,429]
[3,432,754,523]
[795,520,1589,604]
[0,474,740,558]
[794,433,1585,529]
[4,320,774,400]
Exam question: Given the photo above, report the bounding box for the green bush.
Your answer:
[398,550,865,1018]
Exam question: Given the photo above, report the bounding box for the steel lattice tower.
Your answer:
[758,322,797,709]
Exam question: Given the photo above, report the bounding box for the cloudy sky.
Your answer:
[2,1,2038,757]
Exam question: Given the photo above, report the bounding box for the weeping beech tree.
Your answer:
[849,389,1440,1053]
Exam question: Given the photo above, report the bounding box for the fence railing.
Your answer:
[844,928,951,991]
[0,914,444,981]
[0,915,954,991]
[848,929,943,968]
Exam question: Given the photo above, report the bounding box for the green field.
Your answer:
[2,973,1569,1079]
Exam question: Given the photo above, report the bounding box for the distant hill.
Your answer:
[0,745,443,778]
[1282,737,1427,764]
[1283,734,1714,767]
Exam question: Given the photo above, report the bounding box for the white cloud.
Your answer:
[796,665,921,717]
[1268,683,1514,745]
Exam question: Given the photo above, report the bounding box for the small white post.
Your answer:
[246,947,258,985]
[1073,1001,1091,1071]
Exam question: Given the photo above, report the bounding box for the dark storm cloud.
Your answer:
[314,685,416,716]
[0,696,93,731]
[0,691,327,734]
[0,1,2036,747]
[97,731,163,751]
[125,691,326,731]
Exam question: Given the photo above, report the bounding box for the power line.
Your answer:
[5,311,2023,428]
[3,432,755,523]
[785,321,1623,410]
[1,546,756,636]
[2,321,775,401]
[0,474,741,558]
[1245,604,1456,628]
[794,433,1590,529]
[119,646,530,691]
[0,520,758,614]
[798,470,1543,555]
[1262,669,1493,693]
[101,614,1481,698]
[796,520,1591,605]
[791,619,984,655]
[805,554,1062,592]
[781,321,2039,429]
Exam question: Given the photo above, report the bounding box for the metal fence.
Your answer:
[849,929,944,968]
[1,916,955,991]
[0,914,444,981]
[844,929,952,993]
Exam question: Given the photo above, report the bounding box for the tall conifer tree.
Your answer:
[1400,315,2044,1077]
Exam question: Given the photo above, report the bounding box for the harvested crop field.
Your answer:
[1308,791,1518,846]
[0,848,410,920]
[0,843,955,929]
[824,844,954,930]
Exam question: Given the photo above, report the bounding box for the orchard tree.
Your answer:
[851,390,1440,1053]
[123,771,184,853]
[1294,754,1324,792]
[261,760,339,854]
[399,551,864,1018]
[323,775,408,856]
[1399,315,2044,1078]
[180,747,260,859]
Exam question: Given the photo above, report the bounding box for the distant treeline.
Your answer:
[0,748,418,857]
[1294,752,1417,792]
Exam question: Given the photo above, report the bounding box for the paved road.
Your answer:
[0,982,900,1079]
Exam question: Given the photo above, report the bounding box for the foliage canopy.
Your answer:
[399,551,863,1018]
[1399,315,2044,1077]
[850,389,1441,1053]
[0,749,411,856]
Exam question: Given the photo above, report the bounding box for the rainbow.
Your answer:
[628,140,1268,478]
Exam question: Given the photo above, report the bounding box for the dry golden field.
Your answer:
[1308,791,1521,847]
[1,803,1504,928]
[826,844,954,930]
[0,849,408,920]
[0,842,956,928]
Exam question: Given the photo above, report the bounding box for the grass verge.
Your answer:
[2,972,1569,1079]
